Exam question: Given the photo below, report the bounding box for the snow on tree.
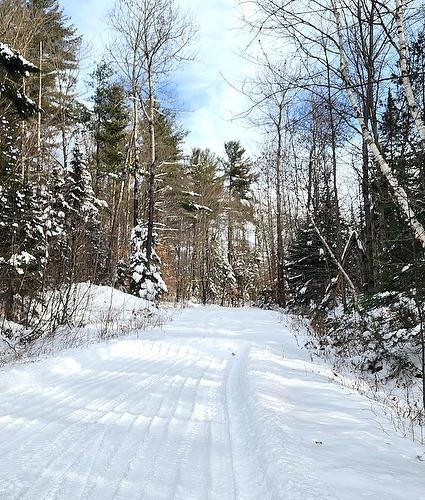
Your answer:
[0,42,45,323]
[65,142,106,220]
[0,41,39,116]
[129,222,167,302]
[57,142,108,282]
[0,42,38,76]
[222,141,256,302]
[206,239,237,305]
[232,244,261,305]
[0,179,47,322]
[285,217,337,311]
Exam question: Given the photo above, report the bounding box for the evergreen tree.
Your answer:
[376,30,425,298]
[286,222,330,309]
[286,190,339,310]
[207,239,237,306]
[222,140,255,303]
[89,62,128,183]
[0,178,47,322]
[224,141,254,201]
[0,42,39,117]
[26,0,80,113]
[129,222,167,302]
[61,143,106,281]
[0,42,45,323]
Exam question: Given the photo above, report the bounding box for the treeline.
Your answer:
[245,0,425,413]
[0,0,267,346]
[2,0,425,377]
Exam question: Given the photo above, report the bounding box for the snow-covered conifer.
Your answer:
[129,222,167,302]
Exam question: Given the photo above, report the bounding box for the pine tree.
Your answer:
[61,143,106,282]
[0,178,47,322]
[223,141,254,202]
[223,141,255,303]
[89,62,128,183]
[0,42,39,117]
[0,42,46,323]
[26,0,80,113]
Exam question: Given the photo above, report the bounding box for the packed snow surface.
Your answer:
[0,306,424,499]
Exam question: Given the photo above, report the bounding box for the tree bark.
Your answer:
[333,0,425,250]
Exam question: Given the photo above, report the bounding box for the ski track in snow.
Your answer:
[0,306,424,499]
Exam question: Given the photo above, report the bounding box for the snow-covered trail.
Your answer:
[0,307,424,500]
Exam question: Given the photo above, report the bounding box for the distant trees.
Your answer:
[223,141,257,304]
[0,0,265,334]
[109,0,196,296]
[243,0,425,309]
[0,0,264,351]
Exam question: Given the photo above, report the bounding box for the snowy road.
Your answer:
[0,306,424,499]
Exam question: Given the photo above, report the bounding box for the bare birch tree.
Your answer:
[331,0,425,249]
[248,0,425,250]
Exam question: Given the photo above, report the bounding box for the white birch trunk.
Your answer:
[332,0,425,250]
[395,0,425,145]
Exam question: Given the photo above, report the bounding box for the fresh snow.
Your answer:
[0,306,424,499]
[0,284,156,363]
[0,42,38,76]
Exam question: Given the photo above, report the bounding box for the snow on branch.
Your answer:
[0,42,39,77]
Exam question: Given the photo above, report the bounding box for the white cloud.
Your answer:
[62,0,261,157]
[176,0,260,156]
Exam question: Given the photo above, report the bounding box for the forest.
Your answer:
[1,0,425,425]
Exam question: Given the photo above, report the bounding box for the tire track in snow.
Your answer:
[2,306,422,499]
[108,355,208,500]
[0,341,195,461]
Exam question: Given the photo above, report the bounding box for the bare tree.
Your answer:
[394,0,425,146]
[109,0,196,266]
[247,0,425,251]
[242,58,294,305]
[331,0,425,249]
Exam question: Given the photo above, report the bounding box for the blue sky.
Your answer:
[61,0,259,157]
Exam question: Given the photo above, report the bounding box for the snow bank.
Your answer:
[0,283,168,366]
[72,282,155,323]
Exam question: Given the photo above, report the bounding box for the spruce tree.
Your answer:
[0,42,45,323]
[89,62,128,183]
[286,189,339,310]
[129,222,167,302]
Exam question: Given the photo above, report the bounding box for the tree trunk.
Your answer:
[333,0,425,250]
[145,70,156,265]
